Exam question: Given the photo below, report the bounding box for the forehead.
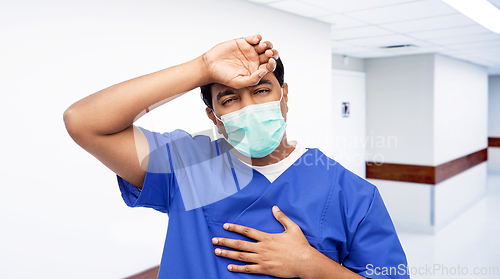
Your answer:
[210,72,279,97]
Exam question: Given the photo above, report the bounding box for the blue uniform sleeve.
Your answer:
[343,187,409,279]
[117,127,183,214]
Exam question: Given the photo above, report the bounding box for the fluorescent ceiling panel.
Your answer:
[305,0,417,13]
[317,14,368,29]
[407,25,492,40]
[268,0,331,17]
[380,14,476,33]
[442,0,500,34]
[345,0,457,24]
[331,26,393,40]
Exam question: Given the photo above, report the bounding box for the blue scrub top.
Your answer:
[118,128,409,279]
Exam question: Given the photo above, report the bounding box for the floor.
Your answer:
[396,173,500,278]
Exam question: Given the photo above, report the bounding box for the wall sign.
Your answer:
[342,102,350,117]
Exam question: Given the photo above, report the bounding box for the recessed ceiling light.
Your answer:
[441,0,500,34]
[379,44,419,53]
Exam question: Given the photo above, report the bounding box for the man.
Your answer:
[64,34,409,278]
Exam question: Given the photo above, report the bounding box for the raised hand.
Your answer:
[202,34,279,89]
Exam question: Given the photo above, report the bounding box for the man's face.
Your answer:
[207,72,288,130]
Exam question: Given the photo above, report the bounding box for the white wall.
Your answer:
[365,54,435,233]
[369,179,433,232]
[434,55,488,165]
[372,163,488,234]
[331,69,366,178]
[488,148,500,174]
[365,54,435,166]
[489,75,500,173]
[433,55,488,232]
[365,54,489,233]
[332,54,365,72]
[0,1,332,278]
[434,163,487,230]
[488,75,500,137]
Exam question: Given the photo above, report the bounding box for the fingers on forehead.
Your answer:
[258,53,270,64]
[262,41,273,49]
[265,58,277,72]
[267,49,279,60]
[244,34,262,45]
[253,41,273,55]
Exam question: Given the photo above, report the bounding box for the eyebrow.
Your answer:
[216,79,274,102]
[216,90,235,102]
[255,79,273,87]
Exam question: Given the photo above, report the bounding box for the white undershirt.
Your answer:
[238,141,308,183]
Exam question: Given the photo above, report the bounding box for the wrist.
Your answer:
[298,247,362,279]
[297,246,322,279]
[197,53,213,85]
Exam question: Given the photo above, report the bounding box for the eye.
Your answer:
[255,89,270,94]
[222,97,236,105]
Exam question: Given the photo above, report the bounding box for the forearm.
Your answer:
[300,247,365,279]
[64,55,209,138]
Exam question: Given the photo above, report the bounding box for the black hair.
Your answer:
[200,57,284,109]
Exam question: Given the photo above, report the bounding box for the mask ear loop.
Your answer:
[212,108,222,122]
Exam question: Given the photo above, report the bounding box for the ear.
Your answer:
[206,107,226,135]
[282,82,289,113]
[205,107,217,125]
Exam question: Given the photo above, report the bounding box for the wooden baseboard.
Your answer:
[435,148,487,184]
[489,137,500,147]
[366,162,435,184]
[366,148,487,184]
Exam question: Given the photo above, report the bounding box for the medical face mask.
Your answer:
[214,92,286,158]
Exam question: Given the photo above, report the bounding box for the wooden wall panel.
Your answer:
[435,149,487,184]
[366,162,435,184]
[366,148,487,185]
[489,137,500,147]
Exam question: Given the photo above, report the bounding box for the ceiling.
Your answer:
[245,0,500,75]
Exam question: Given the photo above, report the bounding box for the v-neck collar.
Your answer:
[240,141,308,183]
[208,148,316,225]
[221,139,308,183]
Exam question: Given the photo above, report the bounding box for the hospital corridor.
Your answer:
[1,0,500,278]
